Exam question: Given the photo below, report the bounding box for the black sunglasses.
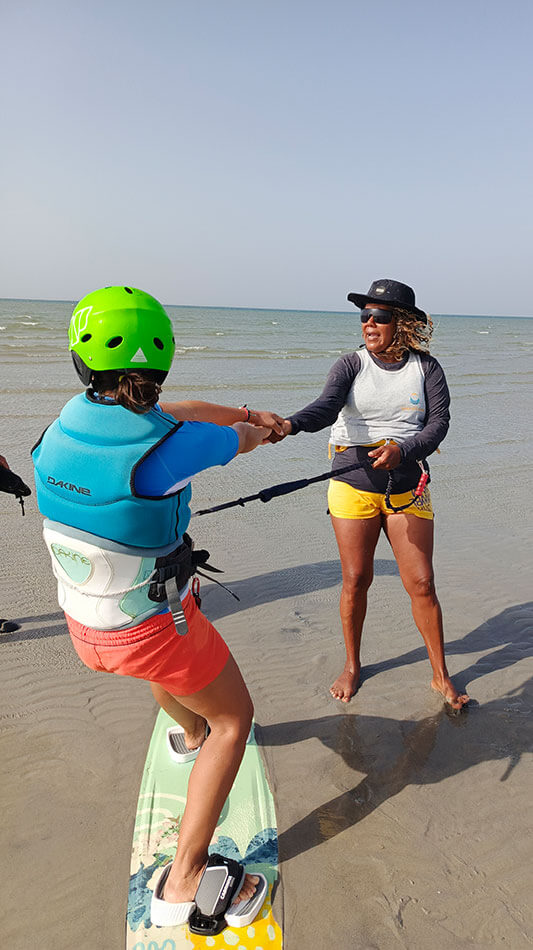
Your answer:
[360,308,395,325]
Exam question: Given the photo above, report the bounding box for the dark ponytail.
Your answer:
[91,370,162,414]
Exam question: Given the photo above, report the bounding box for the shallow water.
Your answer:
[1,299,532,495]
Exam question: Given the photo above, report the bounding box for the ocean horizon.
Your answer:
[1,295,532,320]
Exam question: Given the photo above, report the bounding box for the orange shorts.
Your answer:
[65,591,230,696]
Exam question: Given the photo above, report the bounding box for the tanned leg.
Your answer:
[159,654,259,905]
[150,682,207,752]
[384,513,469,710]
[330,514,382,702]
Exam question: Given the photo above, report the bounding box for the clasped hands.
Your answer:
[249,413,401,470]
[246,411,292,443]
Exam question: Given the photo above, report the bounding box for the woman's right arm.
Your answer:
[284,354,359,435]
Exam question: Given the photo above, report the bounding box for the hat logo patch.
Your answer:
[375,287,385,294]
[131,347,148,363]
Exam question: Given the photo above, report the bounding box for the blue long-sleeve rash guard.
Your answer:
[134,411,239,498]
[287,349,450,494]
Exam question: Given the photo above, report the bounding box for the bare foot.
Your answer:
[232,873,260,903]
[164,865,259,905]
[330,665,360,703]
[431,676,469,711]
[184,717,208,752]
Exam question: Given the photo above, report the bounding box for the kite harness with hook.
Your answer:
[384,459,430,512]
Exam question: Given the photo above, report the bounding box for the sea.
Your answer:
[1,299,532,521]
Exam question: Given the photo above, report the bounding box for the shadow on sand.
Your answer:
[260,667,533,862]
[258,600,533,861]
[0,558,395,642]
[0,609,66,643]
[198,557,397,620]
[358,600,533,695]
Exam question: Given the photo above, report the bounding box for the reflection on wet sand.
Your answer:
[261,674,532,862]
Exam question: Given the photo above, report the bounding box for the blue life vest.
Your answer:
[32,393,191,548]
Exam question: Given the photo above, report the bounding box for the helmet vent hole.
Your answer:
[106,336,123,348]
[153,337,164,350]
[81,333,92,342]
[124,287,133,294]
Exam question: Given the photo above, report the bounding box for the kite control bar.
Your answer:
[193,461,367,516]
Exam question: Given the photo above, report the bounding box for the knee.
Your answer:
[407,574,436,599]
[212,695,253,746]
[342,568,373,597]
[228,712,253,748]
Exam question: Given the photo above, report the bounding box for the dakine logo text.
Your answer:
[47,476,91,495]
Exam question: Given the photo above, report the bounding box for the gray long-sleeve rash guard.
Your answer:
[287,349,450,494]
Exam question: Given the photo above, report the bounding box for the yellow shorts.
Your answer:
[328,479,434,520]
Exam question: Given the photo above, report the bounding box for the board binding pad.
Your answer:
[188,853,268,935]
[126,710,282,949]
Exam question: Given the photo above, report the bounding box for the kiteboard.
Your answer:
[126,710,282,949]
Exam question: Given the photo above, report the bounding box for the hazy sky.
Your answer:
[2,0,532,315]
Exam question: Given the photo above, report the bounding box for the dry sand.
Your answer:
[1,460,532,949]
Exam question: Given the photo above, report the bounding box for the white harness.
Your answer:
[43,522,176,630]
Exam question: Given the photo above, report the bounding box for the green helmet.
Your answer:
[68,286,175,386]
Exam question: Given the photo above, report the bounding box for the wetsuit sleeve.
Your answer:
[287,353,359,434]
[399,356,450,462]
[134,421,239,496]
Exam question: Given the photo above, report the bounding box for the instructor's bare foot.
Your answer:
[431,676,469,711]
[330,665,360,703]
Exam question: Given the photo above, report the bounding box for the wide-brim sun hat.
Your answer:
[347,279,428,324]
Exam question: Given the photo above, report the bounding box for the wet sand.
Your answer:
[1,456,532,949]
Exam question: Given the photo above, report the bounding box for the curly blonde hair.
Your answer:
[381,309,434,361]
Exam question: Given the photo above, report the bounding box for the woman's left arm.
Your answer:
[159,400,284,435]
[398,356,451,463]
